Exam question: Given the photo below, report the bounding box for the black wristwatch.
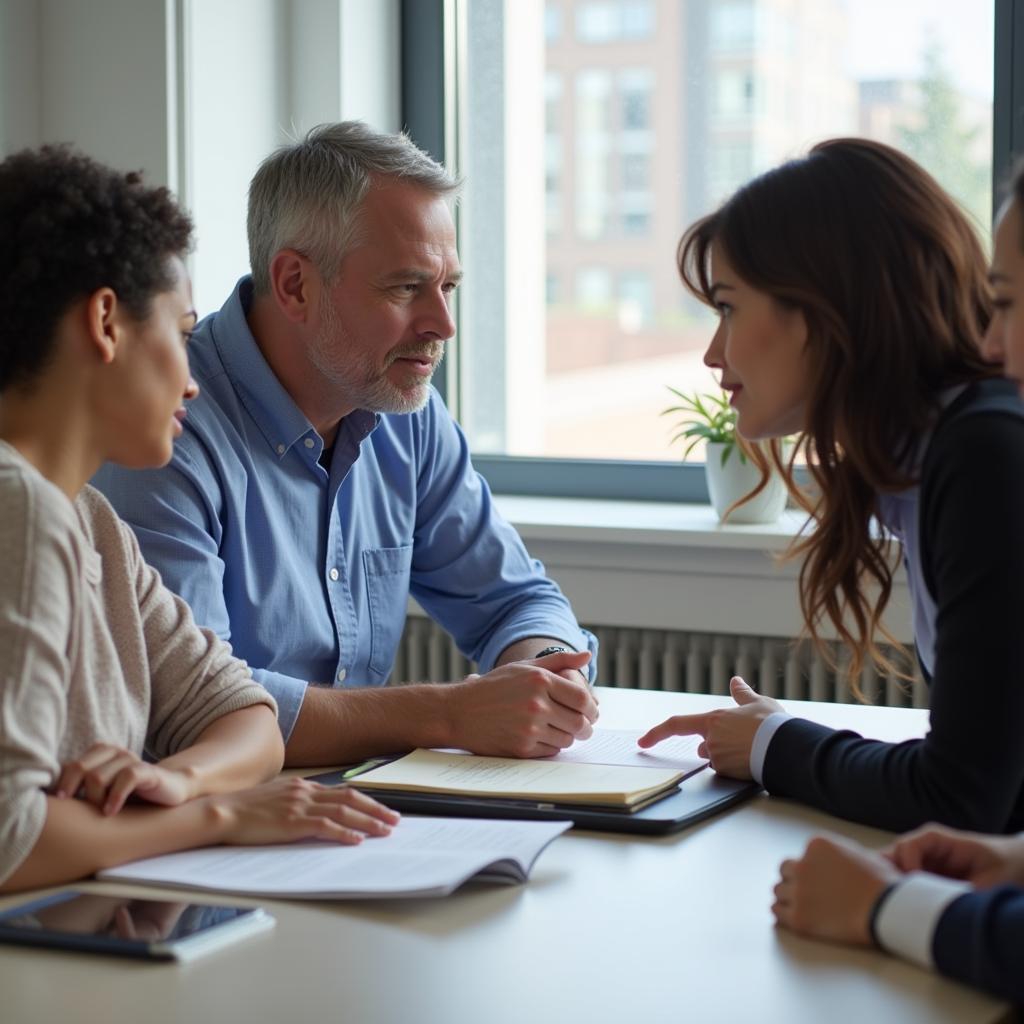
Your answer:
[534,645,570,658]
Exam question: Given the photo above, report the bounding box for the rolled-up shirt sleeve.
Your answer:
[250,669,306,740]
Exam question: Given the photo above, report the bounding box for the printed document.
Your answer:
[98,817,572,899]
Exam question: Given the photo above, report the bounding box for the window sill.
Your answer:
[492,494,811,552]
[410,493,912,642]
[485,493,912,643]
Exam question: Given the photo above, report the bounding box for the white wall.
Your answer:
[337,0,400,135]
[183,0,400,313]
[183,0,401,313]
[39,0,173,181]
[184,0,288,313]
[0,0,402,315]
[0,0,40,154]
[290,0,400,134]
[1,0,172,181]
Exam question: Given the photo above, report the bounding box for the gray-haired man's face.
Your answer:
[307,181,462,415]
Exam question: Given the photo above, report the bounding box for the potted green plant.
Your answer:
[664,386,788,523]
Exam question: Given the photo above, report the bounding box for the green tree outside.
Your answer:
[898,38,991,237]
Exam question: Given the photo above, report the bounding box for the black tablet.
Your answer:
[0,891,274,961]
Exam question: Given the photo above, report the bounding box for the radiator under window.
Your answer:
[389,618,926,709]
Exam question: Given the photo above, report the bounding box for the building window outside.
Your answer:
[621,0,655,40]
[714,69,757,118]
[454,0,995,471]
[576,266,614,310]
[574,69,613,240]
[576,1,619,42]
[621,208,650,236]
[710,0,756,53]
[576,0,654,43]
[545,72,563,235]
[545,0,562,40]
[619,68,653,129]
[546,271,561,306]
[619,271,655,331]
[621,151,649,190]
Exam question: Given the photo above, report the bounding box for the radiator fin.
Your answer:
[389,620,926,709]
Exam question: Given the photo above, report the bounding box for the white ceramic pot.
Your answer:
[704,441,788,524]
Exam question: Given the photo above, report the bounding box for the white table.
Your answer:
[0,689,1011,1024]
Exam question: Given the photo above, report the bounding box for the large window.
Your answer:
[431,0,1001,497]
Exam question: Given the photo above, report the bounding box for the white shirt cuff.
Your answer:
[874,873,972,970]
[749,711,791,785]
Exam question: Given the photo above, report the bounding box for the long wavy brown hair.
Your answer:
[678,138,997,689]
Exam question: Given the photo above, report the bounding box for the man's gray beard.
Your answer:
[309,303,435,415]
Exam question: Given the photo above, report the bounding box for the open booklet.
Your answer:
[97,817,571,900]
[351,729,706,809]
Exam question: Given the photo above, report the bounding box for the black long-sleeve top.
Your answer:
[933,886,1024,1003]
[763,379,1024,833]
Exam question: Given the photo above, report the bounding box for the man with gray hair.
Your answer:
[95,121,599,766]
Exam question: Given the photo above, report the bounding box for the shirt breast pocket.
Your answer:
[362,545,414,679]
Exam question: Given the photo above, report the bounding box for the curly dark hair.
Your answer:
[0,145,193,390]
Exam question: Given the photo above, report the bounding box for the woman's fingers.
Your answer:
[55,744,123,800]
[57,747,140,808]
[55,746,191,815]
[316,785,401,833]
[321,805,392,837]
[103,763,157,816]
[82,754,139,810]
[637,713,711,749]
[307,817,371,845]
[262,781,401,843]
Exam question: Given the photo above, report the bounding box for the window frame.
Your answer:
[402,0,1018,503]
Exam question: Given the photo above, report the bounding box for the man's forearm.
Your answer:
[283,684,457,767]
[284,644,598,767]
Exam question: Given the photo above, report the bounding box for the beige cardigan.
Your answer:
[0,442,276,883]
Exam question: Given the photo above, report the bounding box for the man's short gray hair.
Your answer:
[247,121,460,294]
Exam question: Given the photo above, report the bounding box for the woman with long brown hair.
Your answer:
[762,160,1024,1007]
[639,137,1024,834]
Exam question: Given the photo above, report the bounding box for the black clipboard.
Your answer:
[308,764,760,836]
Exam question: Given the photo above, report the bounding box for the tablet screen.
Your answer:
[0,891,266,958]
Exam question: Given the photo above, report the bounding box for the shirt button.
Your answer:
[304,438,315,449]
[329,568,340,581]
[337,669,347,683]
[276,444,285,455]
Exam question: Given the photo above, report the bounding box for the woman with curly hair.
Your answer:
[639,138,1024,835]
[0,146,397,893]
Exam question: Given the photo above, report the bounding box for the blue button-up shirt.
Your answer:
[94,277,597,739]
